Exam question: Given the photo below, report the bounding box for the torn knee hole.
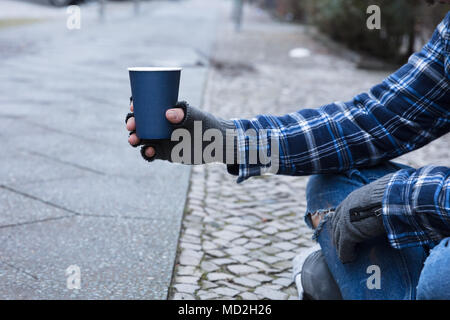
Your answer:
[310,209,333,229]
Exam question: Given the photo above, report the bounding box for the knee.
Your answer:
[305,174,337,203]
[416,238,450,300]
[305,173,354,213]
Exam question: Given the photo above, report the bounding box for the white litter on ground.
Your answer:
[289,47,311,59]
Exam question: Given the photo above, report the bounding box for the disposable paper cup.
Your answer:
[128,67,182,140]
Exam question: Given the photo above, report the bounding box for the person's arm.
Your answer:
[329,166,450,262]
[382,165,450,249]
[231,13,450,183]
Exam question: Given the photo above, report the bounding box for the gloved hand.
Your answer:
[330,173,394,263]
[125,99,237,164]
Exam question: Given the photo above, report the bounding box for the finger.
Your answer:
[126,116,136,131]
[144,146,155,158]
[130,101,133,112]
[166,108,185,124]
[128,133,140,146]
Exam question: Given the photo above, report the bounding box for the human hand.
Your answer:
[330,173,393,263]
[125,98,236,164]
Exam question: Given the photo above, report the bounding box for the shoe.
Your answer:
[301,250,343,300]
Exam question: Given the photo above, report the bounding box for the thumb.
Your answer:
[166,108,185,124]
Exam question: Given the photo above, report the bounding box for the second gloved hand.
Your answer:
[330,173,394,263]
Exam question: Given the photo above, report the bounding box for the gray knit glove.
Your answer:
[128,101,237,164]
[330,173,394,264]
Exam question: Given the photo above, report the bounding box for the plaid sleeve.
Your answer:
[232,13,450,184]
[382,166,450,249]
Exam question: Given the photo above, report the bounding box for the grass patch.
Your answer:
[0,18,43,29]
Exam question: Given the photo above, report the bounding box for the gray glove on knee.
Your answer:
[330,173,394,263]
[127,101,237,164]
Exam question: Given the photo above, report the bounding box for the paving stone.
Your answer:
[225,217,254,226]
[247,260,273,272]
[272,210,293,218]
[225,225,249,233]
[180,242,202,251]
[176,276,200,285]
[177,266,197,276]
[233,277,260,288]
[179,250,203,266]
[247,250,265,259]
[254,286,288,300]
[273,242,297,251]
[277,271,293,279]
[258,255,283,265]
[206,249,226,258]
[173,293,196,300]
[227,264,259,275]
[276,251,297,260]
[210,258,235,266]
[207,273,234,281]
[284,286,300,296]
[225,246,249,256]
[272,260,293,271]
[213,287,240,297]
[232,255,251,263]
[268,221,293,231]
[217,281,248,292]
[262,227,278,235]
[243,242,263,250]
[191,210,206,217]
[198,291,219,300]
[273,277,293,287]
[232,238,249,246]
[214,230,241,241]
[261,246,282,255]
[245,230,263,238]
[201,281,218,289]
[240,292,259,300]
[174,284,199,294]
[265,284,282,290]
[182,234,202,244]
[212,238,231,247]
[277,232,298,241]
[253,238,271,245]
[248,273,273,283]
[200,261,220,272]
[202,241,218,250]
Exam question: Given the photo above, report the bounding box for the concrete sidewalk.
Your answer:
[0,0,219,299]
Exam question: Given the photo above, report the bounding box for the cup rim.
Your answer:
[128,67,182,72]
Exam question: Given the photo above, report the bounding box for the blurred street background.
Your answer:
[0,0,449,299]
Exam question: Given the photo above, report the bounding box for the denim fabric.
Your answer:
[416,237,450,300]
[303,161,446,300]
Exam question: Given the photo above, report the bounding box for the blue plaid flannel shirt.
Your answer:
[230,12,450,249]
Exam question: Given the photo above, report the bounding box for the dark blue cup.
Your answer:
[128,67,182,140]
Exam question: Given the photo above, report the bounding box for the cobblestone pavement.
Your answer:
[170,4,450,300]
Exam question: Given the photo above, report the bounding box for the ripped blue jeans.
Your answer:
[304,161,450,300]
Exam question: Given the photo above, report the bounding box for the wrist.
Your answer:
[370,173,395,204]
